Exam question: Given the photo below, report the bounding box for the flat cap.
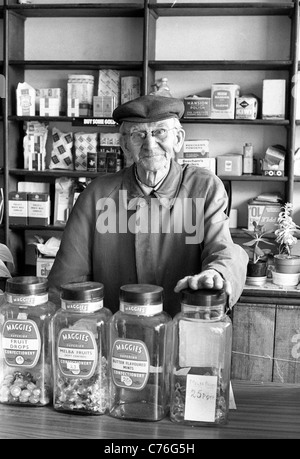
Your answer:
[113,95,185,124]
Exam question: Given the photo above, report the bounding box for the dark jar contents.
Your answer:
[170,288,232,426]
[51,281,112,415]
[109,284,172,422]
[0,276,56,406]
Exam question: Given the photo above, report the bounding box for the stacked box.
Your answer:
[9,192,28,225]
[183,140,209,158]
[36,257,55,278]
[38,88,65,116]
[98,69,120,105]
[178,157,216,174]
[28,193,50,226]
[67,74,94,117]
[121,76,141,104]
[93,96,117,118]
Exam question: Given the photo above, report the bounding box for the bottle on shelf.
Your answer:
[243,143,254,175]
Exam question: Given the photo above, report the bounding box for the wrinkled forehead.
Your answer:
[121,118,177,133]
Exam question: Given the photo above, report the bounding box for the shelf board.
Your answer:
[149,60,292,71]
[9,169,106,179]
[181,118,289,126]
[8,116,118,127]
[149,2,295,17]
[9,169,288,182]
[7,3,144,18]
[10,224,65,231]
[9,60,143,71]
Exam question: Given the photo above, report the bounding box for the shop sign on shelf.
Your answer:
[72,118,117,127]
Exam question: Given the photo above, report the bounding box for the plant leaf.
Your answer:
[0,244,14,265]
[0,261,12,278]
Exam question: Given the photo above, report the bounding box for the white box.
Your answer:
[217,154,243,176]
[211,84,240,119]
[67,98,79,117]
[235,95,258,120]
[36,257,55,278]
[178,157,216,174]
[40,98,60,117]
[98,69,120,105]
[17,82,36,116]
[262,79,286,119]
[183,140,209,158]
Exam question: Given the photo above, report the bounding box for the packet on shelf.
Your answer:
[74,132,98,171]
[17,82,36,116]
[49,128,74,170]
[23,121,48,171]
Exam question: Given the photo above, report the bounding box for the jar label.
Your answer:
[2,319,41,368]
[111,339,150,390]
[61,299,103,313]
[57,328,98,379]
[184,375,218,423]
[6,293,49,307]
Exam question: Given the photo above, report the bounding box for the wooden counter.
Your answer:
[0,380,299,439]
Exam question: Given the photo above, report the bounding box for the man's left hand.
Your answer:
[174,269,232,299]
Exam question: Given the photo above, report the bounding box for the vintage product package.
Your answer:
[49,127,74,170]
[262,79,286,119]
[183,96,211,119]
[177,157,216,174]
[217,154,243,176]
[9,192,28,225]
[121,76,141,104]
[211,83,240,119]
[53,177,75,226]
[97,69,120,105]
[23,121,48,171]
[27,192,50,226]
[17,82,36,116]
[67,74,94,117]
[235,94,258,120]
[74,132,98,171]
[248,200,282,232]
[183,140,209,158]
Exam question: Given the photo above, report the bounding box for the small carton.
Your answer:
[235,94,258,120]
[178,157,216,174]
[121,76,141,104]
[27,193,50,226]
[262,79,286,119]
[211,83,240,119]
[100,132,121,146]
[36,257,55,278]
[17,82,36,116]
[217,154,243,176]
[98,69,120,105]
[183,140,209,158]
[9,192,28,225]
[106,151,123,173]
[93,96,116,118]
[54,177,75,226]
[183,96,211,119]
[248,200,281,232]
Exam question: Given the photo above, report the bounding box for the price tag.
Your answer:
[184,374,217,423]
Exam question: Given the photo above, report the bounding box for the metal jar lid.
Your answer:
[180,288,227,307]
[6,276,48,295]
[61,281,104,302]
[120,284,164,305]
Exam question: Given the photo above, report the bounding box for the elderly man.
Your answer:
[48,95,248,315]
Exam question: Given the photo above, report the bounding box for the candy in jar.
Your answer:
[0,276,56,406]
[51,281,112,415]
[170,288,232,426]
[109,284,172,421]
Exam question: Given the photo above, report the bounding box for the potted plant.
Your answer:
[242,222,274,285]
[0,243,14,301]
[274,202,300,275]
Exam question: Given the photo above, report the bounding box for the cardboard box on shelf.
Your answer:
[262,79,286,119]
[217,154,243,176]
[211,83,240,119]
[183,140,209,158]
[183,97,211,119]
[235,94,258,120]
[9,192,28,225]
[178,157,216,174]
[36,257,55,278]
[17,82,35,116]
[27,193,50,227]
[247,200,281,232]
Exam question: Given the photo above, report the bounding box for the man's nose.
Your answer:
[142,132,157,147]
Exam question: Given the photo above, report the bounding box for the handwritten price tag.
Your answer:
[184,374,217,422]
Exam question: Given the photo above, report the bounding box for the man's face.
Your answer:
[122,118,184,173]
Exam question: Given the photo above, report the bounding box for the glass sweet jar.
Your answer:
[170,288,232,426]
[109,284,172,421]
[0,276,56,406]
[51,281,112,415]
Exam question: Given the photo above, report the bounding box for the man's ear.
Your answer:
[120,134,133,162]
[173,127,185,154]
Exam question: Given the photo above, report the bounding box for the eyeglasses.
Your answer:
[129,127,176,145]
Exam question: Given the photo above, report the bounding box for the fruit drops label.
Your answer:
[2,319,41,368]
[57,329,97,379]
[111,339,150,390]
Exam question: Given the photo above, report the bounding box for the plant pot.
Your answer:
[274,254,300,274]
[247,260,267,277]
[246,261,267,286]
[272,271,300,287]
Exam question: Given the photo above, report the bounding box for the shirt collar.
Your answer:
[122,159,183,209]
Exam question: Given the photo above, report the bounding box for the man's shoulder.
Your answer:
[182,164,220,184]
[87,167,131,195]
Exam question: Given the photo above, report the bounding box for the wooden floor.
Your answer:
[0,380,299,439]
